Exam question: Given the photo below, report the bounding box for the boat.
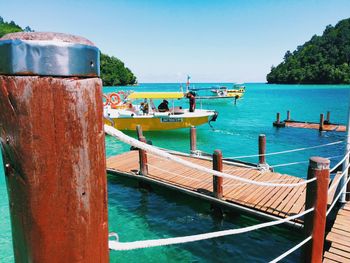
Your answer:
[103,91,218,131]
[210,84,245,99]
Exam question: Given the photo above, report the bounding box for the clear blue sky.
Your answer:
[1,0,350,83]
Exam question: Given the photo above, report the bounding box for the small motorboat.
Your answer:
[103,91,218,131]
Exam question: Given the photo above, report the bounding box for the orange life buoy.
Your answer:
[109,93,121,106]
[102,94,109,106]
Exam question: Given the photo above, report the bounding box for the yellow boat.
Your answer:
[211,85,245,98]
[103,91,218,131]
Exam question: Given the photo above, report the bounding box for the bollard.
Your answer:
[139,136,148,176]
[136,124,143,140]
[286,110,291,121]
[258,134,266,165]
[213,150,223,199]
[190,126,197,154]
[0,32,108,262]
[303,157,330,263]
[319,113,324,131]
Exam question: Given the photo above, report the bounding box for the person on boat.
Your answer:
[140,102,149,115]
[158,100,169,112]
[186,92,196,112]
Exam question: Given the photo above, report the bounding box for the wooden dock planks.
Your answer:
[106,150,311,220]
[324,202,350,263]
[284,121,346,132]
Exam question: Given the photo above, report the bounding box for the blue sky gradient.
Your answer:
[1,0,350,82]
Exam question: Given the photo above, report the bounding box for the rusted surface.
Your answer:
[0,76,108,262]
[0,32,96,46]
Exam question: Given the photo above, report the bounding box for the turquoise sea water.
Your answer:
[1,83,350,262]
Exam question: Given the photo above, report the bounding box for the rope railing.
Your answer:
[329,150,350,173]
[328,163,350,194]
[224,141,344,159]
[105,125,316,188]
[269,236,312,263]
[108,208,313,251]
[326,173,350,216]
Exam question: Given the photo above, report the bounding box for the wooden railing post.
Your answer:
[213,150,223,199]
[319,113,324,131]
[286,110,291,121]
[0,32,108,262]
[276,112,281,124]
[259,134,266,165]
[303,157,330,263]
[139,136,148,176]
[136,124,143,140]
[190,126,197,154]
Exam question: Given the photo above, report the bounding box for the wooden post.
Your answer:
[139,136,148,176]
[287,110,291,121]
[213,150,223,199]
[319,113,324,131]
[326,111,331,124]
[136,124,143,140]
[303,157,330,263]
[276,112,281,124]
[259,134,266,165]
[190,126,197,154]
[0,33,108,262]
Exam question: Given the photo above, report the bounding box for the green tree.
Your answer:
[267,18,350,84]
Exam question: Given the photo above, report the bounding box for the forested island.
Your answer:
[267,18,350,84]
[0,16,137,86]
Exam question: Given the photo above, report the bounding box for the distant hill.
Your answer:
[267,18,350,84]
[0,16,137,86]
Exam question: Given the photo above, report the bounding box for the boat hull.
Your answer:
[105,114,213,131]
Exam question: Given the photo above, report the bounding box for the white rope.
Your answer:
[271,160,309,168]
[109,208,313,251]
[328,163,350,194]
[105,125,316,188]
[225,141,343,159]
[269,236,312,263]
[326,173,350,216]
[330,151,350,173]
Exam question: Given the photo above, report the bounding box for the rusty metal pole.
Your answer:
[0,32,108,262]
[319,113,324,131]
[213,150,223,199]
[139,136,148,176]
[259,134,266,165]
[190,126,197,154]
[303,157,330,263]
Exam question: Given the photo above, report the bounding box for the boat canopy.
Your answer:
[128,92,184,99]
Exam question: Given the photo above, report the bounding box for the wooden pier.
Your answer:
[273,111,346,132]
[323,202,350,262]
[106,149,336,224]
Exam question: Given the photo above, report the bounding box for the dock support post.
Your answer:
[303,157,330,263]
[326,111,331,124]
[258,134,266,165]
[0,32,108,262]
[213,150,223,199]
[139,136,148,176]
[190,126,197,154]
[136,124,143,140]
[276,112,281,124]
[286,110,291,121]
[319,113,324,131]
[273,112,285,127]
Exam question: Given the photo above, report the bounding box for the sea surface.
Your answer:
[1,83,350,262]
